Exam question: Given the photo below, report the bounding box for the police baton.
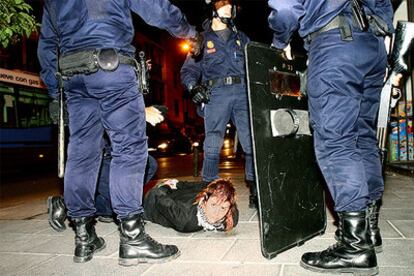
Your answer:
[56,72,65,178]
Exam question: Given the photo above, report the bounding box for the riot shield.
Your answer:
[245,42,326,259]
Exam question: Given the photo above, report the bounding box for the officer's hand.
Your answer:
[49,100,59,125]
[146,59,152,71]
[188,32,204,57]
[190,85,210,104]
[49,99,68,125]
[152,105,168,117]
[271,43,292,60]
[283,44,293,60]
[392,73,404,87]
[145,106,164,126]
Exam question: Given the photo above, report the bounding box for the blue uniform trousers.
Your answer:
[202,82,254,182]
[63,65,148,219]
[307,30,387,212]
[95,154,158,216]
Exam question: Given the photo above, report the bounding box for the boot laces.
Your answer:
[327,242,341,252]
[142,232,163,249]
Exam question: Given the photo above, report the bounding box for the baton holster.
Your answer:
[59,49,135,77]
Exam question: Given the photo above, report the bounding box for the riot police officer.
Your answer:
[181,0,257,208]
[268,0,393,275]
[38,0,202,266]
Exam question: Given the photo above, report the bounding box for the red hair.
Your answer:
[194,178,238,231]
[213,0,232,10]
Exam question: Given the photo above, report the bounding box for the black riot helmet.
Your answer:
[205,0,238,25]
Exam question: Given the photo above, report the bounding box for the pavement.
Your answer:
[0,166,413,276]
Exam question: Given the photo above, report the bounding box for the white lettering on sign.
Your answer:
[0,68,46,89]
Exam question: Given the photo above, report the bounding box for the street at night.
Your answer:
[1,154,414,275]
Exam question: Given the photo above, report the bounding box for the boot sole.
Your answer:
[73,240,106,263]
[300,260,379,276]
[118,250,181,266]
[47,196,66,232]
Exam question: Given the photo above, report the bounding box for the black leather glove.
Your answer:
[49,99,68,125]
[190,85,210,104]
[49,100,59,125]
[188,32,204,57]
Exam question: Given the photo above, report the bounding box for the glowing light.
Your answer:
[38,154,44,158]
[157,142,168,149]
[192,142,199,147]
[180,42,190,52]
[223,139,230,148]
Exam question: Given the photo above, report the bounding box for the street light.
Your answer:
[180,41,190,53]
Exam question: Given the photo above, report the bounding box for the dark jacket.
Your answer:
[143,181,208,232]
[143,181,239,233]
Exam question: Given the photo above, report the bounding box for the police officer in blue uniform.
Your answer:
[181,0,257,208]
[38,0,202,266]
[268,0,393,275]
[47,106,166,230]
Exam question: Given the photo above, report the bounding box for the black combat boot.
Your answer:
[246,180,258,209]
[47,196,67,232]
[301,210,378,276]
[119,213,180,266]
[334,201,383,253]
[367,200,382,253]
[72,217,106,263]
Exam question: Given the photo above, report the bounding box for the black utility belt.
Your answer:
[206,76,243,87]
[306,16,353,43]
[306,14,392,44]
[59,48,136,77]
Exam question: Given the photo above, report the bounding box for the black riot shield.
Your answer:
[245,42,326,259]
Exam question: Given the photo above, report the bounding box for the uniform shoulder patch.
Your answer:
[207,41,215,49]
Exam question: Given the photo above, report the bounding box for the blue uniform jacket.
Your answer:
[180,22,250,90]
[268,0,394,49]
[37,0,196,99]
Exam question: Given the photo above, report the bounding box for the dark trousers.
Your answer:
[307,30,387,212]
[64,64,147,219]
[202,82,254,182]
[95,153,158,216]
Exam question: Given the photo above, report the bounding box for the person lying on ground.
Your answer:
[48,178,239,233]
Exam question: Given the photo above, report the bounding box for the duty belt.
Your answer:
[59,48,136,77]
[305,15,353,44]
[206,76,243,87]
